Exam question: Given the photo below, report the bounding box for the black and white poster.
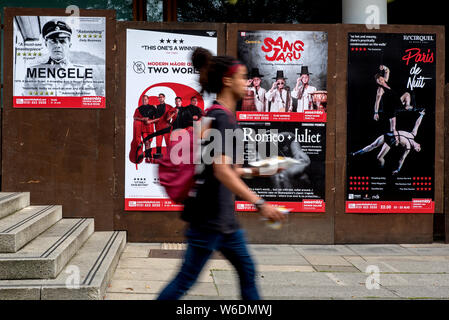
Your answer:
[346,33,436,213]
[236,120,326,212]
[13,16,106,108]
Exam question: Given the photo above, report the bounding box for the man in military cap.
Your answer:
[23,19,96,97]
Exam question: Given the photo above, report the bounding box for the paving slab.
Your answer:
[182,295,238,300]
[117,257,233,271]
[104,292,157,300]
[314,266,360,273]
[120,245,153,258]
[396,247,449,256]
[216,283,398,299]
[111,267,214,283]
[253,254,310,266]
[335,273,449,287]
[345,256,449,274]
[347,245,415,256]
[303,255,352,266]
[248,245,300,256]
[293,245,358,256]
[107,279,218,296]
[400,243,449,248]
[256,265,315,272]
[386,286,449,299]
[212,270,341,287]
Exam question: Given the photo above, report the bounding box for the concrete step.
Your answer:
[0,206,62,253]
[0,231,127,300]
[0,218,94,280]
[0,193,30,219]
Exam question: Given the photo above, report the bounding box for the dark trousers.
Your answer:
[157,227,260,300]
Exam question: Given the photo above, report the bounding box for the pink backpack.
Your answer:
[156,104,227,204]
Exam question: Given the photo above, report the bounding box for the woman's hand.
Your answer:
[259,203,286,222]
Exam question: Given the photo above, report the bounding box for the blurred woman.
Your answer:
[157,48,285,300]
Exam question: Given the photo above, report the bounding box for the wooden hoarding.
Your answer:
[2,8,116,230]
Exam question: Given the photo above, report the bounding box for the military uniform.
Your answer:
[23,20,96,97]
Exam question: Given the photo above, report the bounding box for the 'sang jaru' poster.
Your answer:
[236,30,328,213]
[125,29,217,211]
[13,16,106,108]
[346,33,436,213]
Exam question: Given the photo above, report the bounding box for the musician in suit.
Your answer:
[133,95,159,163]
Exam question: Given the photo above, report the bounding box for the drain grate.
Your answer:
[148,249,225,260]
[160,243,187,250]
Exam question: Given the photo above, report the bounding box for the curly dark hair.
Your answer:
[191,47,241,94]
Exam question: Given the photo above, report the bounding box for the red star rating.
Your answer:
[412,177,432,191]
[348,176,370,191]
[351,47,368,52]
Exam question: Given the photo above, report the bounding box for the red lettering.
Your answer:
[283,41,293,52]
[276,52,286,63]
[402,48,434,66]
[273,37,283,47]
[293,40,304,51]
[265,48,281,61]
[261,37,275,53]
[262,37,304,62]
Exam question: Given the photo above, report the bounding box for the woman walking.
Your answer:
[157,48,285,300]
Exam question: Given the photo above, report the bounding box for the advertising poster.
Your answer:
[125,28,217,211]
[236,30,328,212]
[346,33,436,213]
[13,16,106,108]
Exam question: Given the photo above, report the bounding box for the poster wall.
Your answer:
[236,30,328,212]
[13,16,106,108]
[125,28,217,211]
[346,33,436,213]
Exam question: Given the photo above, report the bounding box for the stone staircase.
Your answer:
[0,192,126,300]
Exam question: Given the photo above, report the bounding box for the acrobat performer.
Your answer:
[351,110,425,175]
[374,65,423,145]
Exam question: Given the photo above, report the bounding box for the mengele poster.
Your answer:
[236,30,328,212]
[346,33,436,213]
[13,16,106,108]
[125,28,217,211]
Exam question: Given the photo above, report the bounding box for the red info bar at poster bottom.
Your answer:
[13,96,105,108]
[345,199,434,213]
[235,200,325,213]
[237,111,327,122]
[125,199,183,211]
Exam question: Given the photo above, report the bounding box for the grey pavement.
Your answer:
[105,242,449,300]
